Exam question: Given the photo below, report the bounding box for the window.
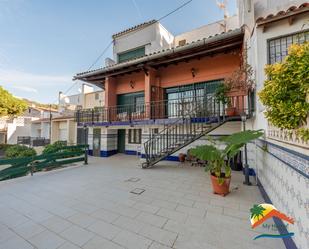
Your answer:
[268,30,309,64]
[134,96,145,113]
[118,46,145,63]
[152,128,159,134]
[128,129,142,144]
[165,80,222,117]
[95,93,99,100]
[117,92,145,114]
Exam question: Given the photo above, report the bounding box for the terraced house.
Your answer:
[74,2,309,248]
[74,15,251,164]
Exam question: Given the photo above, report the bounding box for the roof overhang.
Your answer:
[74,28,244,85]
[256,4,309,27]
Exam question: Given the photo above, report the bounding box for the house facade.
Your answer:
[238,1,309,249]
[51,84,104,145]
[0,106,58,145]
[74,17,249,158]
[74,1,308,248]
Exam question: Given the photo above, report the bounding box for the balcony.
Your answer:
[75,93,254,126]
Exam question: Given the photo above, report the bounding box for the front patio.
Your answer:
[0,155,285,249]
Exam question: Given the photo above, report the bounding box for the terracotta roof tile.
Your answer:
[112,20,157,39]
[75,28,242,78]
[256,2,309,24]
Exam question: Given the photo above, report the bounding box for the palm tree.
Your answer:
[250,204,266,220]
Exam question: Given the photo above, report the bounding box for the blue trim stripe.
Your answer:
[88,149,117,157]
[267,140,309,161]
[78,116,223,127]
[257,178,297,249]
[140,154,179,162]
[125,150,141,155]
[256,143,309,179]
[242,167,256,176]
[100,150,117,157]
[164,155,179,161]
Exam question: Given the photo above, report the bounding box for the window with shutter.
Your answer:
[118,46,145,63]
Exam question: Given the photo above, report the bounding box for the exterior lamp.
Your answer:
[241,113,251,185]
[191,68,196,78]
[130,80,135,89]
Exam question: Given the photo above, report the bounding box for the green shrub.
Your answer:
[259,42,309,130]
[296,128,309,142]
[5,145,37,159]
[0,144,13,151]
[42,141,67,154]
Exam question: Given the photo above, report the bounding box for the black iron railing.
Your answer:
[17,136,50,147]
[75,92,254,124]
[142,95,223,168]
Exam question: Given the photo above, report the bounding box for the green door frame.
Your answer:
[117,129,126,153]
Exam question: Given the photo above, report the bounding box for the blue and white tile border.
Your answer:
[252,139,309,249]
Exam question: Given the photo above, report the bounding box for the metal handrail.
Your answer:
[142,95,222,165]
[74,92,254,124]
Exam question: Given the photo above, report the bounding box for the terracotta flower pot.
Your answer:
[178,153,186,162]
[210,174,231,196]
[226,107,236,116]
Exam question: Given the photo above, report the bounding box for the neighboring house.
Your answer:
[74,16,245,158]
[30,107,59,141]
[51,84,104,145]
[51,115,76,145]
[238,1,309,249]
[0,106,58,145]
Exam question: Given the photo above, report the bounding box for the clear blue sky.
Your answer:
[0,0,237,104]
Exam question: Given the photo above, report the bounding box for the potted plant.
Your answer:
[178,153,186,162]
[190,130,263,196]
[216,53,255,116]
[215,84,236,116]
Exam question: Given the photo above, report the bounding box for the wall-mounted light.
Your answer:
[130,80,135,89]
[191,68,196,78]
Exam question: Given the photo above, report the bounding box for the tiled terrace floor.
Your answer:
[0,155,285,249]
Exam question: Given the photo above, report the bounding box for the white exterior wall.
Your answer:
[246,15,308,133]
[51,119,76,144]
[31,122,50,139]
[31,123,41,137]
[175,15,239,45]
[83,91,104,109]
[247,140,309,249]
[113,22,174,62]
[41,123,50,139]
[87,127,93,151]
[239,2,309,249]
[7,117,33,144]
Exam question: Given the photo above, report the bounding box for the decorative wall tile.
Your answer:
[248,140,309,249]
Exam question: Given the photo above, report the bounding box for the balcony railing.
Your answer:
[75,93,254,124]
[267,121,309,149]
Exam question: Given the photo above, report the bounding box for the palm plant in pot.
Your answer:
[190,130,263,196]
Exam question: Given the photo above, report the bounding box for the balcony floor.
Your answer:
[0,155,285,249]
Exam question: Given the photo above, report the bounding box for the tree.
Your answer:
[0,86,28,117]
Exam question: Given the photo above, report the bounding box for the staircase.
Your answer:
[142,96,226,168]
